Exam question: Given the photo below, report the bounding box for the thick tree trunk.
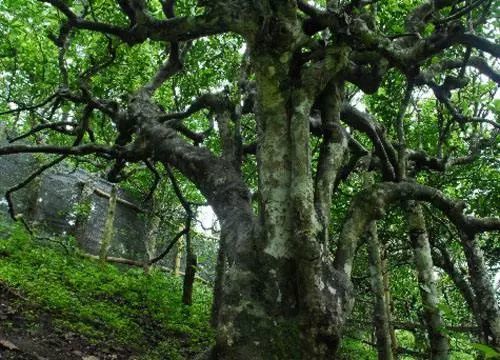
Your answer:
[211,186,352,360]
[212,206,283,359]
[211,50,353,358]
[460,232,500,348]
[366,221,394,360]
[406,201,449,359]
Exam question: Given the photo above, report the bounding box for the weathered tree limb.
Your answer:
[334,181,500,276]
[0,144,117,157]
[7,122,77,143]
[341,104,398,180]
[39,0,230,44]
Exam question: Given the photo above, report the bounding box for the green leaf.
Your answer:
[472,343,500,359]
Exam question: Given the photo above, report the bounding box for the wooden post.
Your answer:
[174,232,184,275]
[99,185,117,262]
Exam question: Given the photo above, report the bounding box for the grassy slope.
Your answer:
[0,220,213,359]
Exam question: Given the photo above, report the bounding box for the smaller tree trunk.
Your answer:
[381,249,398,357]
[406,201,449,360]
[460,232,500,348]
[211,245,225,327]
[99,185,117,262]
[431,242,482,338]
[366,221,394,360]
[182,229,196,306]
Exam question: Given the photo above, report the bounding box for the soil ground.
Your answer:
[0,283,134,360]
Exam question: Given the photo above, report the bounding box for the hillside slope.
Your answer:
[0,221,213,360]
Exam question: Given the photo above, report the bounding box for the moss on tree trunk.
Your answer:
[406,201,449,360]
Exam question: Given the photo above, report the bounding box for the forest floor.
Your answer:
[0,220,213,360]
[0,280,132,360]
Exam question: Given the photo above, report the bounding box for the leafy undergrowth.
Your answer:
[0,220,214,359]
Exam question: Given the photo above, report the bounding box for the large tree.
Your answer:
[0,0,499,359]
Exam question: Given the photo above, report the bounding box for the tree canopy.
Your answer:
[0,0,499,359]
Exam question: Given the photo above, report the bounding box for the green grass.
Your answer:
[0,220,214,359]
